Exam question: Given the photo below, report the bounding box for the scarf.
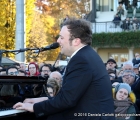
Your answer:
[114,98,133,118]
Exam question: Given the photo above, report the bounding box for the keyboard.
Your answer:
[0,107,27,117]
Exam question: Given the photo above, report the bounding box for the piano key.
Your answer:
[0,108,27,116]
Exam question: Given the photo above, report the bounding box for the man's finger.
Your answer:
[13,102,23,108]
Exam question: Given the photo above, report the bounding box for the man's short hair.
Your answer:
[122,70,136,77]
[123,61,133,68]
[62,18,92,45]
[39,64,52,72]
[6,66,18,75]
[13,63,20,67]
[107,59,116,64]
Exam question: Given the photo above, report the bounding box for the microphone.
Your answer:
[34,42,59,53]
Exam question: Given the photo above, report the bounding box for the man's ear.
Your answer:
[73,38,81,46]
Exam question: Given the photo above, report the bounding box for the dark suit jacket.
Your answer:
[34,45,115,120]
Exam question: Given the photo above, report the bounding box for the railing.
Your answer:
[92,20,140,33]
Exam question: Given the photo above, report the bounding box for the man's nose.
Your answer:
[57,38,60,43]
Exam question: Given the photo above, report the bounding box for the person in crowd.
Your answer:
[125,0,132,10]
[113,83,136,120]
[112,14,121,28]
[49,71,62,87]
[107,69,117,80]
[117,3,124,17]
[133,0,138,8]
[27,62,41,98]
[6,66,19,76]
[122,61,133,71]
[0,66,23,104]
[121,17,130,31]
[117,69,124,77]
[46,84,54,97]
[18,70,27,76]
[111,70,136,86]
[47,78,60,96]
[132,53,140,65]
[106,58,118,76]
[0,68,6,75]
[13,18,115,120]
[122,70,136,86]
[19,63,26,71]
[39,64,52,78]
[117,61,140,84]
[118,0,124,4]
[133,64,139,75]
[132,17,140,31]
[27,62,40,76]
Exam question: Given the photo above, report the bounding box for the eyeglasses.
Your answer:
[42,70,50,73]
[122,75,134,78]
[8,71,19,75]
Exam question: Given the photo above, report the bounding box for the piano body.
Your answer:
[0,75,47,119]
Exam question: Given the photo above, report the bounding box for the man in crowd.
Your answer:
[40,64,52,78]
[106,58,118,76]
[132,53,140,65]
[49,71,62,87]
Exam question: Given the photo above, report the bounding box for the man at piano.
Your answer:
[13,18,115,120]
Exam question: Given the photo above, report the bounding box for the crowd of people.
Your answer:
[112,0,140,31]
[106,52,140,120]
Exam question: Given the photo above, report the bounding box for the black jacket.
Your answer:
[33,46,115,120]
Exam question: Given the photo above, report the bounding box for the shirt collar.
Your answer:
[70,45,86,59]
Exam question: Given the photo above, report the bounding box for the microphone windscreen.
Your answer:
[51,42,59,49]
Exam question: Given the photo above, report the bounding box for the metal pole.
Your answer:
[91,0,96,22]
[15,0,25,62]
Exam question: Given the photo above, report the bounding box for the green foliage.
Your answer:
[92,31,140,48]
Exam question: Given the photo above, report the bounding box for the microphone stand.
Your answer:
[0,48,40,65]
[52,52,61,71]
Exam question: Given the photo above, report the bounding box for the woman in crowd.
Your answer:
[113,83,136,120]
[47,78,60,96]
[27,62,40,76]
[117,3,124,17]
[27,62,40,97]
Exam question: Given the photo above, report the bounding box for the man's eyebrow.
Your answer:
[59,34,63,37]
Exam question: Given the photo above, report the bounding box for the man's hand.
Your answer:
[13,102,34,112]
[23,97,48,104]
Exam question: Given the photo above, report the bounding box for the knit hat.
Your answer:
[107,59,116,64]
[115,83,131,94]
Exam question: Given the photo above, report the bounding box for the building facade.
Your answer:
[90,0,140,67]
